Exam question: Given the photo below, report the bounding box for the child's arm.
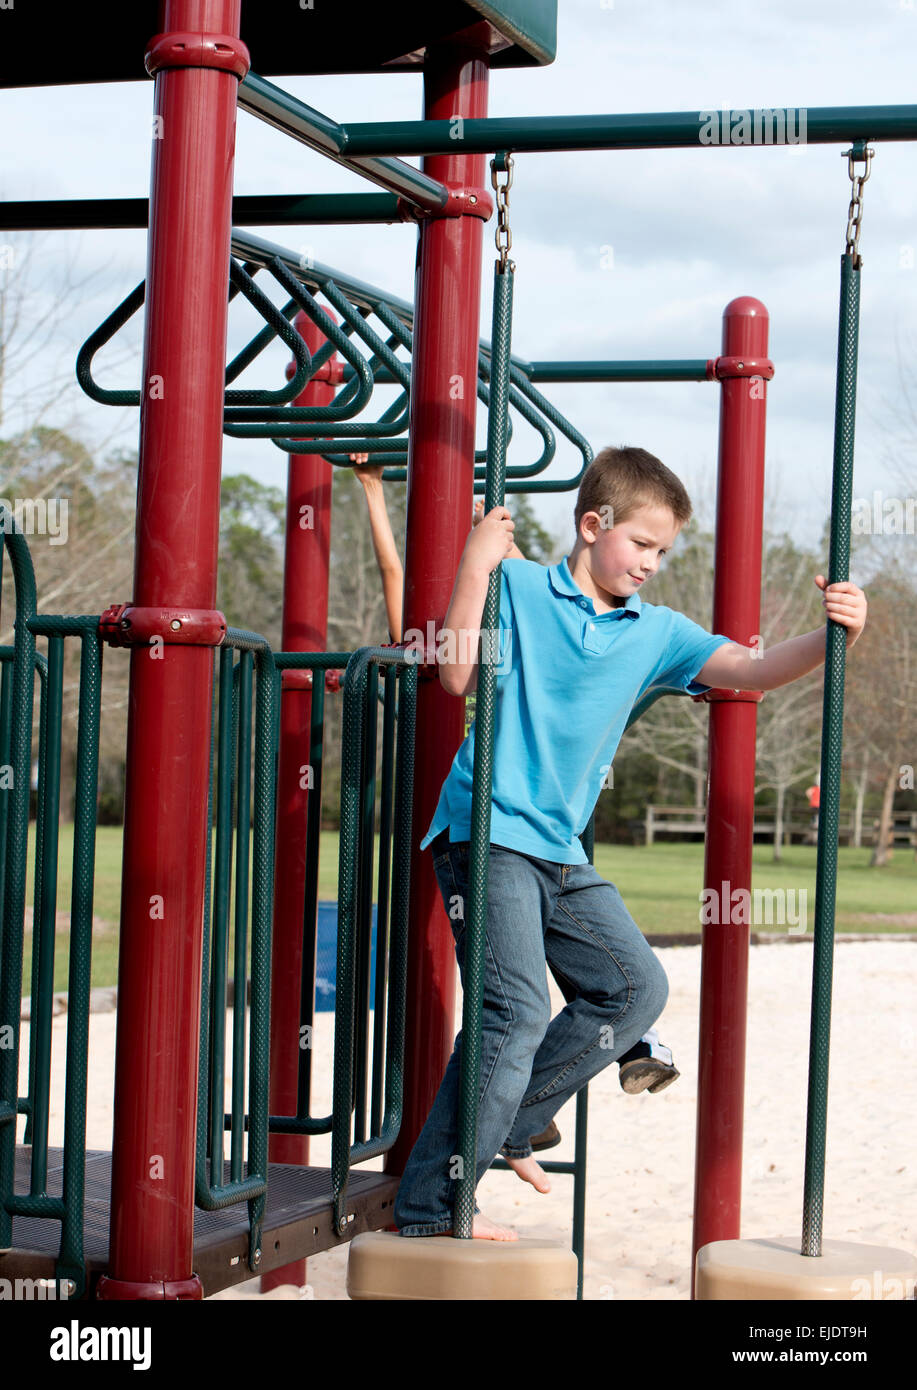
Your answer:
[352,456,403,642]
[439,506,516,697]
[696,576,867,692]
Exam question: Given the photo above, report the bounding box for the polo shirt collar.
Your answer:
[548,555,642,618]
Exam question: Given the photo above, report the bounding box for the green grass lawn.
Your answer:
[17,826,917,994]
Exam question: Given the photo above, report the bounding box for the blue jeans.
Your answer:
[393,835,669,1236]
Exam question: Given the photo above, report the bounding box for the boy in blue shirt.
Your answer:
[393,445,866,1239]
[354,457,679,1103]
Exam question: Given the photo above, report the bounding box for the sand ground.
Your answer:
[16,940,917,1301]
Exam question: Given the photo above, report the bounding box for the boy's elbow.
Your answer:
[439,665,476,698]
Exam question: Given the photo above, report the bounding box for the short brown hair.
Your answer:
[574,446,693,534]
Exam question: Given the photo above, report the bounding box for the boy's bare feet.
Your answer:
[504,1154,552,1193]
[470,1212,518,1240]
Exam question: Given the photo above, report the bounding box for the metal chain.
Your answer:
[491,154,515,272]
[843,144,874,268]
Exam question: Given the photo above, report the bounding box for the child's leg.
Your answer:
[393,841,553,1236]
[501,861,668,1156]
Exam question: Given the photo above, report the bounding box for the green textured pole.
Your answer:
[28,640,63,1188]
[454,260,514,1237]
[801,253,860,1257]
[231,651,253,1185]
[58,625,103,1296]
[0,519,38,1251]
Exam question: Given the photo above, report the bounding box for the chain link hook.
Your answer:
[842,143,874,269]
[491,153,515,273]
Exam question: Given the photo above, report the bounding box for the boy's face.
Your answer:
[580,502,681,601]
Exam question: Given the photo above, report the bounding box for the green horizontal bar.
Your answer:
[524,360,712,383]
[239,72,449,213]
[342,105,917,156]
[0,194,406,231]
[5,1194,67,1218]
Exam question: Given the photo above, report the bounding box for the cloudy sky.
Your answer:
[1,0,915,562]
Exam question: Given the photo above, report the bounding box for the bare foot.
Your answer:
[471,1212,518,1240]
[504,1154,551,1193]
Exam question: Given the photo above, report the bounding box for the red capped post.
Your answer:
[691,297,771,1292]
[98,0,248,1300]
[261,311,338,1293]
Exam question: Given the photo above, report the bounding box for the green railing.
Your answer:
[0,515,103,1299]
[329,646,417,1235]
[195,628,278,1274]
[194,638,417,1261]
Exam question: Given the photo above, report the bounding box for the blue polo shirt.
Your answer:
[420,556,732,865]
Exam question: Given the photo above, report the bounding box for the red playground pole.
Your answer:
[98,1,248,1300]
[385,38,491,1174]
[691,298,771,1293]
[262,312,338,1293]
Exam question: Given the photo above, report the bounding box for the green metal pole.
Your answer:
[801,252,860,1257]
[343,105,917,157]
[454,256,514,1237]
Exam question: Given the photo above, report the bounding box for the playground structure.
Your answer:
[1,1,916,1301]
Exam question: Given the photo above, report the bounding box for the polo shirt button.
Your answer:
[588,622,595,630]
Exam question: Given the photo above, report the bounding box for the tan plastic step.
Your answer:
[347,1231,578,1301]
[696,1237,917,1301]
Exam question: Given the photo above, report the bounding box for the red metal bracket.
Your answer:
[404,186,494,222]
[284,357,344,386]
[691,687,765,704]
[706,356,775,381]
[99,604,227,648]
[144,31,251,79]
[280,669,342,691]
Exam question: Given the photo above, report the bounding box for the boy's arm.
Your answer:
[353,458,404,642]
[695,576,867,692]
[440,506,516,697]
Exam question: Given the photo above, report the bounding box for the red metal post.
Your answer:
[691,298,770,1293]
[98,0,247,1300]
[385,40,490,1173]
[261,312,338,1293]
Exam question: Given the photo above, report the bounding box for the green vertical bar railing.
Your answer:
[370,668,398,1136]
[353,662,379,1143]
[24,644,60,1186]
[453,255,515,1237]
[801,250,860,1258]
[195,628,277,1273]
[331,648,416,1234]
[0,603,103,1300]
[265,651,353,1140]
[231,651,254,1185]
[297,666,325,1120]
[0,514,39,1252]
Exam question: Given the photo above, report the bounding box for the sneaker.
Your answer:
[618,1056,680,1094]
[618,1028,680,1094]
